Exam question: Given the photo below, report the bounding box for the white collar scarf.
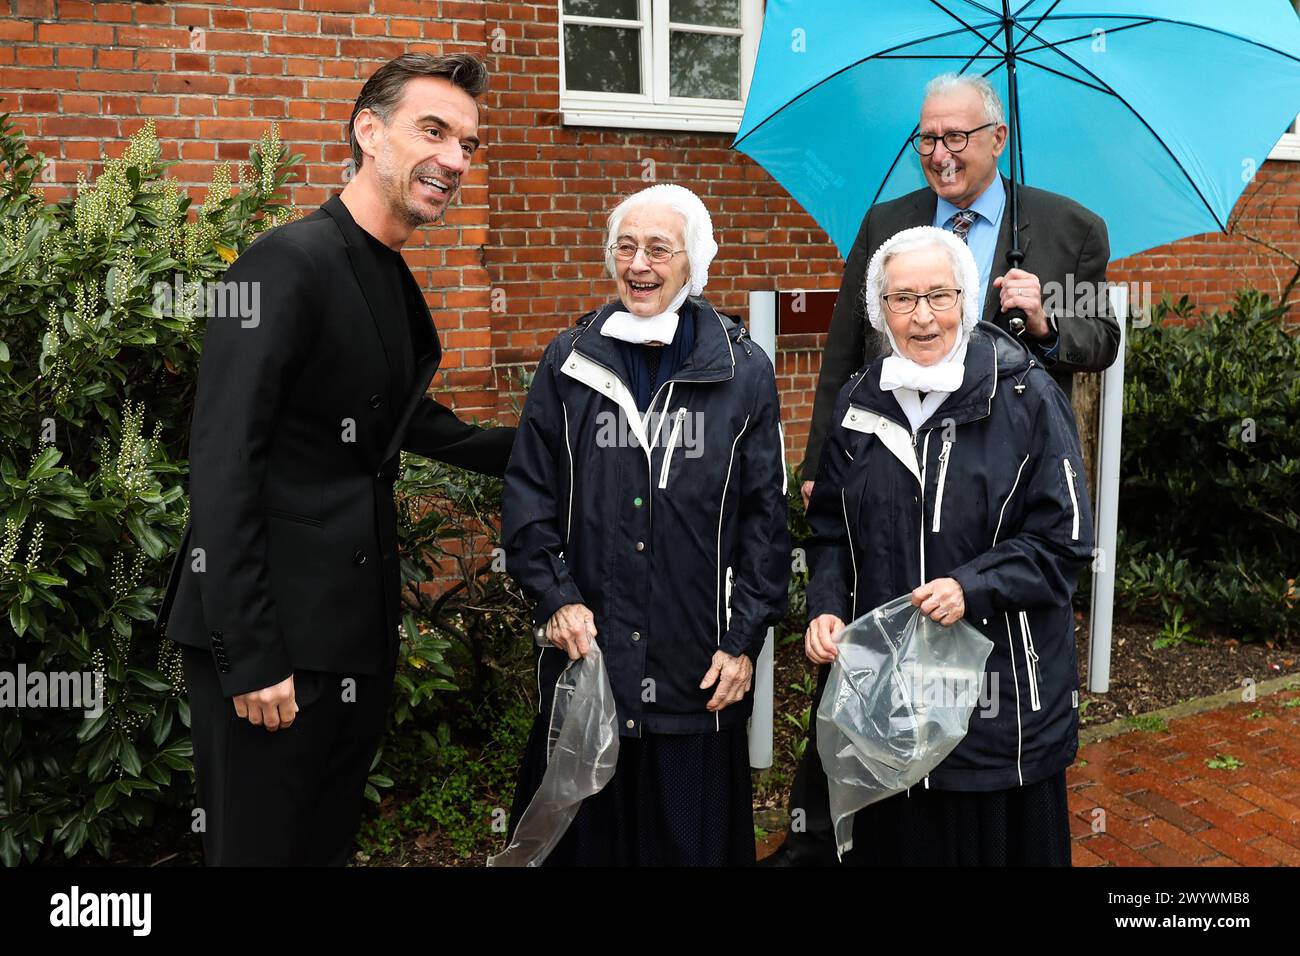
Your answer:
[600,286,691,345]
[880,333,969,433]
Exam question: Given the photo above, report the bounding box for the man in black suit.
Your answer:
[157,53,514,866]
[768,73,1119,866]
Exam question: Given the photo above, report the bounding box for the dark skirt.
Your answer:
[842,770,1073,867]
[507,714,756,866]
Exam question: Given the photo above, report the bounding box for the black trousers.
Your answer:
[781,662,841,864]
[182,644,394,866]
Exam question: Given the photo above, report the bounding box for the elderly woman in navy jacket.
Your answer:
[805,225,1093,866]
[502,184,790,866]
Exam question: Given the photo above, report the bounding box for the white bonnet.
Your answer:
[604,183,719,296]
[863,225,981,334]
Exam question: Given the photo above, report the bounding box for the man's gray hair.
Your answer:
[924,73,1005,127]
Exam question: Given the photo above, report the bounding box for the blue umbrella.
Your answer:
[734,0,1300,262]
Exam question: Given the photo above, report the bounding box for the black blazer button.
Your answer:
[353,549,368,566]
[369,394,382,408]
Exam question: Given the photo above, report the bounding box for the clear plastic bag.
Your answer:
[487,635,620,867]
[816,594,995,858]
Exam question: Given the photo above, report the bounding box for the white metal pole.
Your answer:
[1088,284,1128,694]
[747,290,778,769]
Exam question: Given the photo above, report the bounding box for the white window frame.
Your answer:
[1271,117,1300,162]
[559,0,763,133]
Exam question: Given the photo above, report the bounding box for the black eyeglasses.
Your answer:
[909,123,997,155]
[882,288,962,315]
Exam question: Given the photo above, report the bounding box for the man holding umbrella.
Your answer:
[767,72,1119,866]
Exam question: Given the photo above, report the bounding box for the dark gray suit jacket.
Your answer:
[800,177,1118,477]
[157,197,514,697]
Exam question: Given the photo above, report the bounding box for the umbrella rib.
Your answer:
[1017,19,1156,57]
[1011,0,1065,56]
[951,0,1004,19]
[1006,55,1114,97]
[732,22,1006,150]
[1006,17,1229,231]
[924,0,1006,52]
[1015,13,1300,66]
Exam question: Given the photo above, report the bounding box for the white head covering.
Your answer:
[863,225,980,431]
[600,184,719,345]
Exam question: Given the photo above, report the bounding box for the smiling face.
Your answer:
[360,75,480,228]
[612,205,691,317]
[918,84,1006,209]
[881,244,964,366]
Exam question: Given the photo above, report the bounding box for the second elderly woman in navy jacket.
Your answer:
[502,184,790,866]
[805,225,1094,866]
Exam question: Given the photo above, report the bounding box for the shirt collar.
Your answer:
[935,173,1006,229]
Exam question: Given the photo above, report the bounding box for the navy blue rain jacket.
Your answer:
[807,323,1094,791]
[503,297,791,736]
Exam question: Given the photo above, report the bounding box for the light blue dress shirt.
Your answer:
[932,173,1005,310]
[933,175,1059,360]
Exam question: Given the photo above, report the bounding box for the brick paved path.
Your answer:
[1069,684,1300,866]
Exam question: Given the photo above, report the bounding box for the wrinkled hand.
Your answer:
[912,577,966,625]
[233,674,297,732]
[993,268,1049,338]
[547,602,597,660]
[801,480,815,511]
[700,650,753,713]
[804,613,845,665]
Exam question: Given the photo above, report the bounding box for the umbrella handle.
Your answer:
[1003,247,1027,336]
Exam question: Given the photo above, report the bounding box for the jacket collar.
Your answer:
[846,322,1033,432]
[571,295,737,389]
[561,296,738,464]
[321,195,440,394]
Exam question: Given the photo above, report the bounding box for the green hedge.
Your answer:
[0,116,303,863]
[1117,291,1299,639]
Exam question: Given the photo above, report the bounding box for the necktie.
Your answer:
[950,208,977,244]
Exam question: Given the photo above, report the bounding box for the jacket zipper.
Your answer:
[1018,610,1042,711]
[1063,458,1081,540]
[841,488,858,620]
[657,407,687,489]
[931,439,952,534]
[724,565,734,628]
[916,430,931,586]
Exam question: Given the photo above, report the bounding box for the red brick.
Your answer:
[1228,783,1300,823]
[115,26,190,48]
[1196,827,1280,867]
[1081,834,1153,867]
[16,46,54,67]
[212,10,250,30]
[1251,835,1300,865]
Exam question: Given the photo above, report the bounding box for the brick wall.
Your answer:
[3,0,1298,472]
[0,0,500,424]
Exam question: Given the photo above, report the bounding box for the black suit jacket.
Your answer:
[158,196,514,697]
[801,177,1118,477]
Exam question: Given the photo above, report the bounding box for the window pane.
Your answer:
[563,0,639,19]
[564,25,642,94]
[669,31,740,100]
[670,0,740,28]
